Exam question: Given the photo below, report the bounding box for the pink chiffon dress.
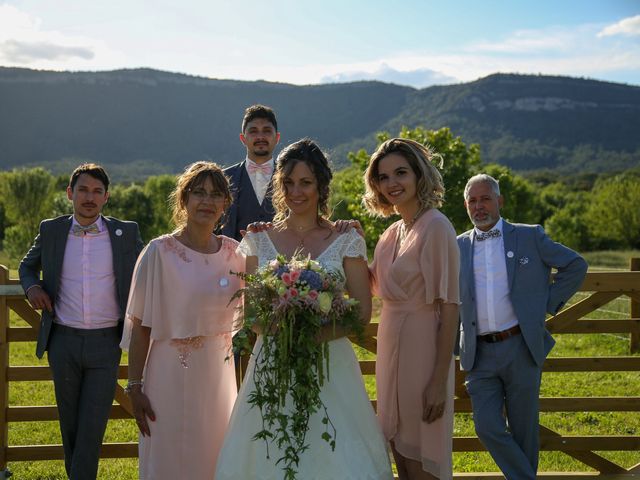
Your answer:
[371,209,460,479]
[120,234,244,479]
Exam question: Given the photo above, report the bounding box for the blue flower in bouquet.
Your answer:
[299,269,323,290]
[274,265,290,278]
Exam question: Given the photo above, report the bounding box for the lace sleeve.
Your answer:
[237,232,258,257]
[343,228,367,260]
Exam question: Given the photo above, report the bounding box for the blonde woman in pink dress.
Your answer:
[121,162,244,479]
[365,139,460,479]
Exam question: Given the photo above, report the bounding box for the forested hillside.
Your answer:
[1,68,638,180]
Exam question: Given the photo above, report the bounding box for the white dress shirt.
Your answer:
[245,157,274,205]
[55,216,120,329]
[472,218,519,334]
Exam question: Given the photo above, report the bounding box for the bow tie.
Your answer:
[476,229,501,242]
[247,162,272,175]
[72,223,100,236]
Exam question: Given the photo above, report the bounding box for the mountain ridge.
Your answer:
[1,67,638,179]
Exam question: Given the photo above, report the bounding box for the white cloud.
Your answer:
[0,4,122,68]
[1,39,94,63]
[320,63,456,88]
[598,15,640,38]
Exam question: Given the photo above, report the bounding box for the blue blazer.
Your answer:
[221,161,275,240]
[457,221,587,371]
[221,161,245,239]
[19,215,144,358]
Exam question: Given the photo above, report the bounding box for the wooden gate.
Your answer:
[0,261,639,478]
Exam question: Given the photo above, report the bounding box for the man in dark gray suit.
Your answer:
[19,163,143,479]
[457,174,587,480]
[221,104,280,240]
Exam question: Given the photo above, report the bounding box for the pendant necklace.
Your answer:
[289,223,319,250]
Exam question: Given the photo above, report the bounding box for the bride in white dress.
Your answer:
[215,139,392,479]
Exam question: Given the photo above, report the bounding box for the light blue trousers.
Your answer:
[465,334,542,480]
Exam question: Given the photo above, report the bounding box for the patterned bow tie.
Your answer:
[476,229,501,242]
[247,162,272,175]
[72,223,100,236]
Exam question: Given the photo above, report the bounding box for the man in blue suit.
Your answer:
[221,104,280,240]
[457,174,587,479]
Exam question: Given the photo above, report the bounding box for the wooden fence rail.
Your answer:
[0,260,639,478]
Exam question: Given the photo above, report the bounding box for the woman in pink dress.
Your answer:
[365,138,460,479]
[120,162,244,479]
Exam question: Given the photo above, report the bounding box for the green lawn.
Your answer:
[3,253,640,478]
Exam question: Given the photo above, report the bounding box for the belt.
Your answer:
[52,323,119,336]
[478,324,521,343]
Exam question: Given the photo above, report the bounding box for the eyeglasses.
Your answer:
[189,188,226,202]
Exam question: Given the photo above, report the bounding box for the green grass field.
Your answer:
[3,250,640,478]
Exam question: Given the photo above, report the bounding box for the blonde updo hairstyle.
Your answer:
[271,138,333,224]
[169,161,232,229]
[363,138,445,217]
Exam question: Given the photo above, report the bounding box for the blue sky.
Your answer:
[1,0,639,87]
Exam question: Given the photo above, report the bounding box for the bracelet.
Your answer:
[124,380,144,395]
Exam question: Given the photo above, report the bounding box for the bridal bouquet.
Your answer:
[230,254,362,480]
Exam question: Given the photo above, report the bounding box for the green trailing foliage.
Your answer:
[229,254,363,480]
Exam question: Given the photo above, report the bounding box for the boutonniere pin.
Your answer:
[519,256,529,265]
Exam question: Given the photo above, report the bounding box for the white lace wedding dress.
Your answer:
[215,229,393,479]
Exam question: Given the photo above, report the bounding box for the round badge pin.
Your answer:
[115,229,123,237]
[219,278,229,287]
[507,251,514,258]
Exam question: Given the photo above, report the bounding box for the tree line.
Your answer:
[1,126,638,263]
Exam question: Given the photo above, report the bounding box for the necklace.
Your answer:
[403,207,425,230]
[179,230,220,264]
[399,207,426,242]
[402,207,425,235]
[286,221,320,249]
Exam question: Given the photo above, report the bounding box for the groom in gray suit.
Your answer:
[457,174,587,480]
[19,163,143,479]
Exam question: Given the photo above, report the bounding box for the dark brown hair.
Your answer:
[241,104,278,133]
[69,163,110,191]
[272,138,332,223]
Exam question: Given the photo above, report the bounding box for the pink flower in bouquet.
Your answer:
[308,290,319,301]
[282,272,292,285]
[288,287,299,297]
[289,270,301,283]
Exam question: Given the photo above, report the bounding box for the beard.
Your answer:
[471,212,499,229]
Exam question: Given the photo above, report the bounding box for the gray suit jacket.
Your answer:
[19,215,144,358]
[457,221,587,371]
